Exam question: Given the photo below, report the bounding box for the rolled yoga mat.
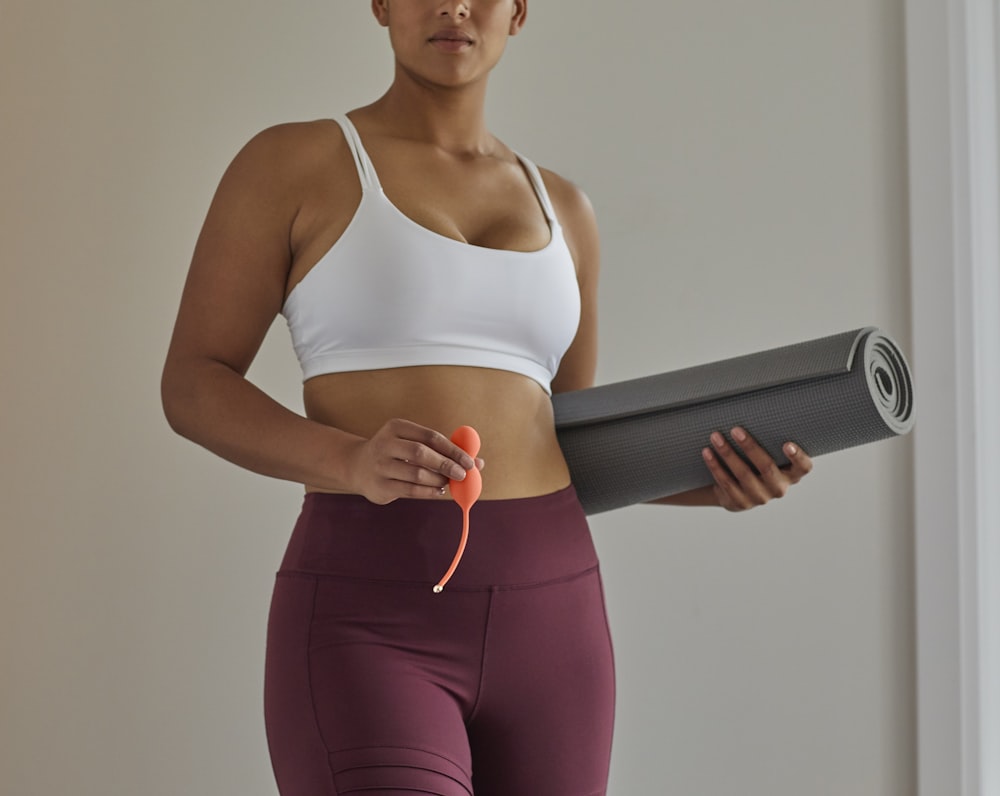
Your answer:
[553,327,914,515]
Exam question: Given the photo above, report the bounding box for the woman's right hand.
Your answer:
[347,418,481,504]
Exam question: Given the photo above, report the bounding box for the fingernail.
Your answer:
[711,432,725,448]
[732,427,746,442]
[451,467,466,480]
[702,448,714,462]
[785,443,797,456]
[475,457,485,469]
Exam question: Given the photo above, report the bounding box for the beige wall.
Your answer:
[1,1,913,794]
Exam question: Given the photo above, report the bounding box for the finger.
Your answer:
[395,458,450,489]
[702,447,752,510]
[397,442,468,482]
[386,421,472,479]
[387,477,450,501]
[709,431,772,503]
[729,427,789,498]
[362,469,448,504]
[396,421,476,472]
[781,442,813,482]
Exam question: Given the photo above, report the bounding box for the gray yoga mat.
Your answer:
[553,327,914,515]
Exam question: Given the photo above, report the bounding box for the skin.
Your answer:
[161,0,812,510]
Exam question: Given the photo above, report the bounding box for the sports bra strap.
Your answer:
[336,115,556,224]
[335,115,382,192]
[515,153,558,225]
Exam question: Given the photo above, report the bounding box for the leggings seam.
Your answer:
[327,744,473,796]
[327,743,469,773]
[275,564,600,592]
[331,765,472,796]
[465,587,495,724]
[596,570,616,794]
[303,576,339,793]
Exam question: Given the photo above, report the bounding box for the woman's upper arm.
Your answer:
[163,125,304,381]
[543,169,601,395]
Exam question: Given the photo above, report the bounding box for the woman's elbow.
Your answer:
[160,361,198,439]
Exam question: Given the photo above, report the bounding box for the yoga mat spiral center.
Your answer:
[865,335,913,434]
[875,368,893,397]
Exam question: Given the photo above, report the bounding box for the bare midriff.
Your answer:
[302,365,572,500]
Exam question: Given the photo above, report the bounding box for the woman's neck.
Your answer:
[364,78,496,157]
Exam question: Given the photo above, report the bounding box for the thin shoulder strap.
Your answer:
[335,114,382,192]
[514,153,558,225]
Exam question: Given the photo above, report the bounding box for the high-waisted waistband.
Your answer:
[277,484,596,590]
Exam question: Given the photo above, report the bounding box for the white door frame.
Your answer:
[906,0,999,794]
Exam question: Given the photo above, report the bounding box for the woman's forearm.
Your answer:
[161,358,363,491]
[645,485,720,507]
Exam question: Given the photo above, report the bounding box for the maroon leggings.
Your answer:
[264,485,615,796]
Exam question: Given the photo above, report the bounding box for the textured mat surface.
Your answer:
[553,327,914,514]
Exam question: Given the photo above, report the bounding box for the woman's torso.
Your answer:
[282,111,578,499]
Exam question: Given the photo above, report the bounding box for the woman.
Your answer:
[161,2,813,794]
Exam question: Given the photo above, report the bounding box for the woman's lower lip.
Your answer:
[430,39,472,53]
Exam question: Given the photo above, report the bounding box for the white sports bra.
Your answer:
[281,115,581,396]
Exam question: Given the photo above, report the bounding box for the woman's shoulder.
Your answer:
[529,163,598,240]
[201,118,360,240]
[228,119,350,180]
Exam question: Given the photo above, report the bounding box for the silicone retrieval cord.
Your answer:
[433,426,482,593]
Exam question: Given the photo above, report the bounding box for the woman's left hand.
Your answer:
[701,426,813,512]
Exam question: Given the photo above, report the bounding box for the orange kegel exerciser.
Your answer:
[433,426,483,593]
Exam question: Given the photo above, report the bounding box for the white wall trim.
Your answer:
[906,0,1000,794]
